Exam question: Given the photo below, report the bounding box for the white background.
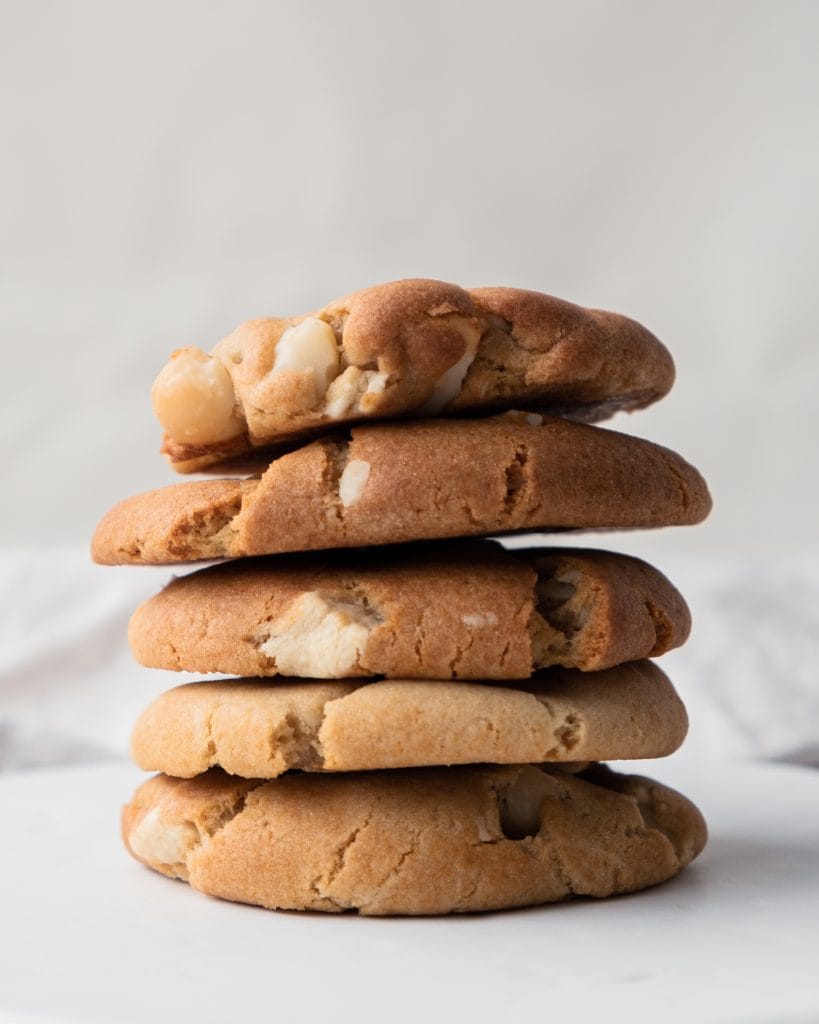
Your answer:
[2,13,818,1018]
[0,17,818,1023]
[1,1,818,772]
[2,0,818,558]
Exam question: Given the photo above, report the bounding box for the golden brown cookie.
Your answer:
[128,544,690,678]
[151,278,675,471]
[129,662,688,778]
[92,413,711,564]
[122,763,706,915]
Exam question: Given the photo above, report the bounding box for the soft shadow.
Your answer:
[698,833,819,890]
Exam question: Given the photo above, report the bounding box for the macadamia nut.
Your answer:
[151,347,245,445]
[272,318,339,398]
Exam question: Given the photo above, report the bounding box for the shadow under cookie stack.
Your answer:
[92,279,711,916]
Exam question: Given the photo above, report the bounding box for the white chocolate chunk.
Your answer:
[272,318,339,398]
[525,413,543,426]
[338,459,371,507]
[461,612,499,628]
[325,366,365,419]
[259,591,382,677]
[129,807,199,866]
[364,370,388,396]
[421,348,476,414]
[325,368,389,419]
[151,347,245,445]
[420,321,480,414]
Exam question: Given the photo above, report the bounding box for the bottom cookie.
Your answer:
[123,764,706,915]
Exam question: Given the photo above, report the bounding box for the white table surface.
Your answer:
[1,755,818,1024]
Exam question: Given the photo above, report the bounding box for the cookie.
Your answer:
[92,413,711,564]
[122,763,706,915]
[128,544,690,678]
[129,661,688,778]
[151,278,675,471]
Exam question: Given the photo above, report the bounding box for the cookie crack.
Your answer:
[547,847,577,897]
[658,451,691,513]
[412,615,430,669]
[355,829,422,914]
[165,635,182,670]
[203,790,253,839]
[273,710,325,773]
[120,535,146,559]
[460,498,482,527]
[205,704,219,764]
[307,874,349,912]
[452,874,483,912]
[324,436,352,525]
[448,632,476,677]
[182,786,260,874]
[502,444,530,516]
[323,814,373,891]
[643,597,673,655]
[167,495,245,560]
[389,829,420,881]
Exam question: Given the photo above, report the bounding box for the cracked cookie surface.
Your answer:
[122,763,706,915]
[153,278,676,472]
[128,543,690,678]
[92,413,711,564]
[129,661,688,778]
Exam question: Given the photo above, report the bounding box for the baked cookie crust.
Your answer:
[129,661,688,778]
[122,763,706,915]
[128,544,690,678]
[154,279,675,471]
[92,413,711,564]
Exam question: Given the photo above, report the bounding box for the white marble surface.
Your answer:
[0,755,817,1024]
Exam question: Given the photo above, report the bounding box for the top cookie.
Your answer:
[152,279,675,471]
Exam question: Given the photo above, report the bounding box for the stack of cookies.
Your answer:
[92,279,711,916]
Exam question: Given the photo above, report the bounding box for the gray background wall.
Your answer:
[2,0,817,560]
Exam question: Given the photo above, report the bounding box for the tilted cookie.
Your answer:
[129,662,688,778]
[128,544,690,678]
[92,414,711,564]
[122,763,706,915]
[151,278,675,471]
